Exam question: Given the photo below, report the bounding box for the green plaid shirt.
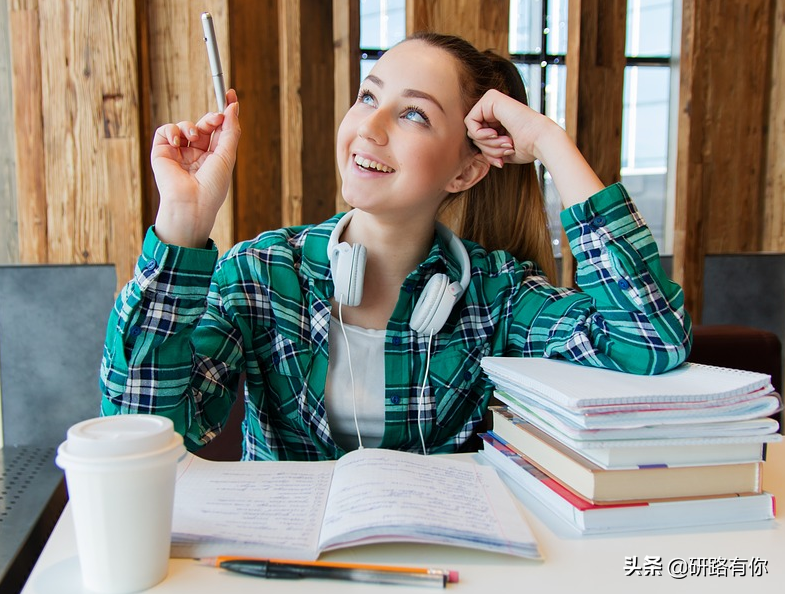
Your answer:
[100,183,691,460]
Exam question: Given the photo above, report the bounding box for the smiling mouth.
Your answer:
[354,154,395,173]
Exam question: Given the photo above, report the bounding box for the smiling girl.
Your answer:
[100,33,691,460]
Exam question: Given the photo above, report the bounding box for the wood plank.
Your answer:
[8,3,47,264]
[701,0,770,254]
[672,0,708,322]
[562,0,627,287]
[278,0,336,228]
[230,0,281,241]
[135,0,154,232]
[145,0,233,253]
[278,0,303,227]
[333,0,360,214]
[0,0,19,264]
[299,0,336,224]
[99,1,143,293]
[37,0,104,264]
[764,0,785,251]
[104,139,142,292]
[673,0,775,322]
[407,0,509,53]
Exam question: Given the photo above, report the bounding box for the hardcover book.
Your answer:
[479,433,776,534]
[488,408,762,503]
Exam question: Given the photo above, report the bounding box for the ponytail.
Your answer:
[410,32,558,282]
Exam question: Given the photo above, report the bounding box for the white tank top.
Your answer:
[324,318,386,450]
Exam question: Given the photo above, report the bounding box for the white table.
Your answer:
[21,442,785,594]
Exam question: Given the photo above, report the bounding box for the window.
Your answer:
[359,0,406,79]
[509,0,678,256]
[622,0,677,254]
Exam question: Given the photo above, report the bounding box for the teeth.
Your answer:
[354,155,394,173]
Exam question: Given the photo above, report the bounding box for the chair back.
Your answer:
[0,264,116,447]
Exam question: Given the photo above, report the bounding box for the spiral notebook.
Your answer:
[480,358,775,413]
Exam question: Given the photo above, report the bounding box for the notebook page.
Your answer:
[317,448,540,558]
[170,454,334,559]
[481,358,773,408]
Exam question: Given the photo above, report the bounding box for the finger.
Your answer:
[174,120,201,145]
[467,126,499,142]
[153,123,187,148]
[195,111,224,133]
[213,101,241,161]
[200,101,241,174]
[179,112,224,152]
[225,88,238,110]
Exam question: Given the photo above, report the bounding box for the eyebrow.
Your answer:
[364,74,446,114]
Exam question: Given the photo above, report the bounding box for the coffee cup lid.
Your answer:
[62,415,177,458]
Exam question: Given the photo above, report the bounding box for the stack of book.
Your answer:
[478,357,783,535]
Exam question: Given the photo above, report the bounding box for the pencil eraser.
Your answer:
[448,570,459,583]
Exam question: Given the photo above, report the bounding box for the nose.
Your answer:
[357,108,389,145]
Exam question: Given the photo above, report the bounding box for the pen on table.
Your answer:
[198,556,459,588]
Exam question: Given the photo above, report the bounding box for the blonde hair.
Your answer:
[409,32,557,281]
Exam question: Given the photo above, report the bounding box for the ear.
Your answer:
[445,153,491,194]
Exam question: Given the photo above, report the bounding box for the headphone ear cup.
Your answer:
[410,274,457,335]
[330,242,366,306]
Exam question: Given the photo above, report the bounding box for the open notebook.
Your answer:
[170,449,541,561]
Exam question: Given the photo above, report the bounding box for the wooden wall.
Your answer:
[0,0,783,321]
[0,0,16,264]
[765,0,785,252]
[673,0,779,319]
[7,0,142,290]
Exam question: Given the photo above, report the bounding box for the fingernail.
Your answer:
[494,159,504,169]
[235,102,239,117]
[503,149,515,156]
[189,128,198,138]
[173,135,180,147]
[501,143,513,149]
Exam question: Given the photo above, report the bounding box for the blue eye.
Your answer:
[404,106,429,125]
[357,89,375,106]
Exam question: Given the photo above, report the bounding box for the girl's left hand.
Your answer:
[464,89,555,169]
[467,90,604,207]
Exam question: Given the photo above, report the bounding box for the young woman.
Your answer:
[100,33,691,461]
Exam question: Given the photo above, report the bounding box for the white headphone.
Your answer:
[328,211,471,335]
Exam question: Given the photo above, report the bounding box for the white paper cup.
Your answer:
[56,415,185,594]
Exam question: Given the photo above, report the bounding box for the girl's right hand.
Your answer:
[151,89,241,248]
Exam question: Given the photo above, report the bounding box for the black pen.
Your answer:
[203,557,458,588]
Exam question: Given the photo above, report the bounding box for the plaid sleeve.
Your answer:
[510,183,691,374]
[100,227,243,450]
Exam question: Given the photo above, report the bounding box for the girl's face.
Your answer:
[336,40,480,222]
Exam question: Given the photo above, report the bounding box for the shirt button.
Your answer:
[272,354,281,365]
[144,259,157,271]
[463,370,473,381]
[618,278,631,290]
[589,215,606,229]
[392,336,401,346]
[402,283,414,293]
[390,394,401,405]
[129,325,142,337]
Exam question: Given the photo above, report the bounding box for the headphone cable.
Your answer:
[337,298,364,450]
[417,329,434,456]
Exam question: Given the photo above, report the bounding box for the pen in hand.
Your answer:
[200,557,459,589]
[201,12,226,112]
